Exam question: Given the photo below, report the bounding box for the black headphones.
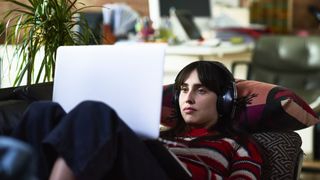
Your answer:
[174,61,237,120]
[216,79,237,120]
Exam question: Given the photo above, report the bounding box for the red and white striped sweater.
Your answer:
[165,128,263,180]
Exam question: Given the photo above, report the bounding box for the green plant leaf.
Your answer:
[2,0,100,86]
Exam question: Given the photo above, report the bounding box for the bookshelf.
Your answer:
[250,0,293,34]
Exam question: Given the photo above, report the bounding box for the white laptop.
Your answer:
[53,43,167,139]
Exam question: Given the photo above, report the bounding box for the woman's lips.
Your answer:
[183,107,196,114]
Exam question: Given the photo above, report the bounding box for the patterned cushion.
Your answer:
[161,80,320,132]
[236,80,319,132]
[252,132,303,179]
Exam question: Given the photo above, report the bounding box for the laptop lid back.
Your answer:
[53,43,166,139]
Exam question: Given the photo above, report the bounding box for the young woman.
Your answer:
[12,61,263,180]
[160,61,263,179]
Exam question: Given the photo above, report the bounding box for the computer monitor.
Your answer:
[149,0,214,31]
[174,9,202,40]
[79,11,103,44]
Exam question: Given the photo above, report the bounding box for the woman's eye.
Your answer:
[180,87,188,93]
[197,88,206,94]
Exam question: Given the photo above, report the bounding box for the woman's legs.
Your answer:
[43,101,168,180]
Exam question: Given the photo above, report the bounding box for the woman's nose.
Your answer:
[185,92,195,104]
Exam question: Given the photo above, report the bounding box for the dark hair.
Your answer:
[161,61,245,140]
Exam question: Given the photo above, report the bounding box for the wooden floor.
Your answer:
[300,173,320,180]
[300,160,320,179]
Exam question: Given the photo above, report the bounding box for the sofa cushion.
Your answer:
[0,100,29,135]
[236,80,319,132]
[0,82,53,136]
[161,80,320,132]
[252,132,303,179]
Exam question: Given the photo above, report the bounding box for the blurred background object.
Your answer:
[0,137,36,180]
[102,3,140,41]
[79,12,104,44]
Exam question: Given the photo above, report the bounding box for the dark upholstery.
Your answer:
[0,82,53,135]
[252,132,303,180]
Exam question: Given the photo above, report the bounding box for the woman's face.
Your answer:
[179,69,219,128]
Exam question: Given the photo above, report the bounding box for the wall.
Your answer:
[1,0,320,32]
[292,0,320,32]
[0,0,149,20]
[78,0,149,15]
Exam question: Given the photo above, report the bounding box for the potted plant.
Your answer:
[3,0,97,86]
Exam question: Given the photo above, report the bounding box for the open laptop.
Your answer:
[53,43,192,179]
[53,43,166,139]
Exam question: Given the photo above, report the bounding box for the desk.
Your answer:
[166,41,252,59]
[164,42,252,84]
[115,41,253,84]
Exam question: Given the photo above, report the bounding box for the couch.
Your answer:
[0,81,314,179]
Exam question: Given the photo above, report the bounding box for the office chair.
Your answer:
[231,35,320,111]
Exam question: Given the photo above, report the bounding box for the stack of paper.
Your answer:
[103,3,140,36]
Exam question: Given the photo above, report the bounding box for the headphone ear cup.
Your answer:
[217,82,237,119]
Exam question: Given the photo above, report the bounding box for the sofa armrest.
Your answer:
[252,131,302,179]
[0,100,29,136]
[0,82,53,136]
